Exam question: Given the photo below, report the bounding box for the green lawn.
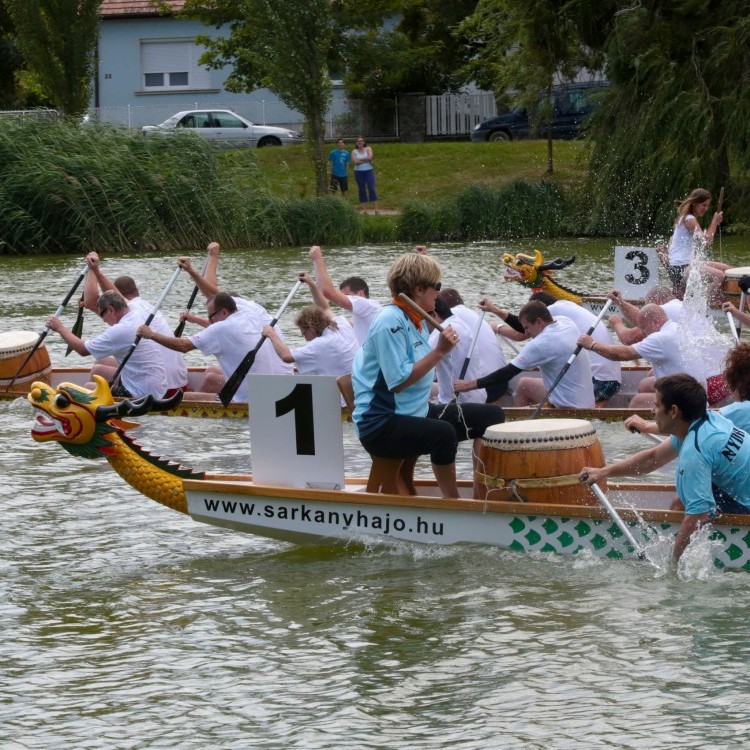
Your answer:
[222,140,591,210]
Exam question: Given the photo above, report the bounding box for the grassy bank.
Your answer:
[236,140,590,210]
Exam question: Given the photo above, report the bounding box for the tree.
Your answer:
[341,0,479,101]
[4,0,101,117]
[184,0,339,196]
[458,0,591,174]
[576,0,750,235]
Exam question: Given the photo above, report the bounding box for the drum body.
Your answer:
[723,267,750,299]
[0,331,51,390]
[477,418,606,505]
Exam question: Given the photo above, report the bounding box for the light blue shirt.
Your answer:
[352,304,432,438]
[670,411,750,515]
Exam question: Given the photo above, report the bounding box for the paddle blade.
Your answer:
[173,319,187,338]
[218,345,261,406]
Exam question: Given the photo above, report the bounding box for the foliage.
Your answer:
[183,0,339,197]
[458,0,593,174]
[397,181,567,242]
[341,0,479,101]
[576,0,750,235]
[0,120,289,254]
[280,197,362,247]
[4,0,100,117]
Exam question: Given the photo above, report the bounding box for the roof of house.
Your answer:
[100,0,185,16]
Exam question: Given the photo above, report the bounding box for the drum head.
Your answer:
[725,267,750,279]
[482,418,599,450]
[0,330,40,357]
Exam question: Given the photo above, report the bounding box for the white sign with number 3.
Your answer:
[613,246,659,300]
[248,374,345,489]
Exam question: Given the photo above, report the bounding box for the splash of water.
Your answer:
[676,232,733,388]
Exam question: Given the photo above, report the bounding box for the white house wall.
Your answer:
[95,16,347,130]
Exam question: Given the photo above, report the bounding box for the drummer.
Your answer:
[722,274,750,327]
[580,374,750,562]
[351,253,504,499]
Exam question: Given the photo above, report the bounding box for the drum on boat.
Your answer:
[0,330,51,390]
[476,418,606,505]
[722,267,750,300]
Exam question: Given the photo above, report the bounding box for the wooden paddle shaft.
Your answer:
[718,186,725,213]
[396,293,444,331]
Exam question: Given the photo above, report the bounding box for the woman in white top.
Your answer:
[352,136,379,213]
[667,187,728,301]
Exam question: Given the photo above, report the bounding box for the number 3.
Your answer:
[625,250,650,285]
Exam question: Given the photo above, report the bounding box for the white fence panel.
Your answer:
[426,93,497,136]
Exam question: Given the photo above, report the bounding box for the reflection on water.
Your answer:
[3,241,750,748]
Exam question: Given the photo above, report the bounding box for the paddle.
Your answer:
[396,293,444,331]
[586,479,647,561]
[717,186,725,262]
[218,279,303,406]
[66,292,86,356]
[173,255,211,338]
[108,266,183,388]
[530,299,614,419]
[458,311,485,380]
[5,263,89,391]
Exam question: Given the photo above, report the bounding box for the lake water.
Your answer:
[2,239,750,748]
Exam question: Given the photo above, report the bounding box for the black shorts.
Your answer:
[359,402,505,466]
[330,175,348,193]
[667,264,689,291]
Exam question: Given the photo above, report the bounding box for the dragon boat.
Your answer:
[25,376,750,571]
[3,346,654,422]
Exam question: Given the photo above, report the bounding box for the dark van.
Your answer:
[470,81,608,142]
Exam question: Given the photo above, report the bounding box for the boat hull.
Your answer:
[183,478,750,570]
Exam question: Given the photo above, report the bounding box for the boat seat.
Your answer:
[337,374,417,496]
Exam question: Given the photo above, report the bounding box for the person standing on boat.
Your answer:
[580,374,750,562]
[81,252,188,397]
[351,253,504,499]
[46,290,167,399]
[455,300,595,409]
[309,246,381,346]
[137,292,292,402]
[667,188,728,302]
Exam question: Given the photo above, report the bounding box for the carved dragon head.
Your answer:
[501,249,577,289]
[29,375,182,459]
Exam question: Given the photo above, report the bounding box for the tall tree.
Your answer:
[184,0,339,196]
[577,0,750,235]
[458,0,590,174]
[4,0,101,117]
[341,0,479,101]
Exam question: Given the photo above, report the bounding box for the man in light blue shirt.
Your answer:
[580,374,750,562]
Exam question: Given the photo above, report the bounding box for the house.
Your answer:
[96,0,305,130]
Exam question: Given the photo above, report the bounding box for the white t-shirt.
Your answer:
[429,313,487,404]
[347,295,381,346]
[127,296,188,390]
[511,317,595,408]
[632,320,687,380]
[548,300,621,383]
[668,215,697,266]
[450,304,507,373]
[661,298,683,322]
[85,309,167,398]
[189,309,293,402]
[292,316,358,376]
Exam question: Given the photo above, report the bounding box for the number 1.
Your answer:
[275,383,315,455]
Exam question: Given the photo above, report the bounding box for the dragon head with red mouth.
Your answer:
[29,376,181,459]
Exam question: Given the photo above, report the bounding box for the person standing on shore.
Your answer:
[352,136,379,214]
[327,138,351,196]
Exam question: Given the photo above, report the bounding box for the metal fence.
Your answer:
[426,93,497,136]
[2,92,496,139]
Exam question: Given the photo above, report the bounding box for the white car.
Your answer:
[142,109,304,147]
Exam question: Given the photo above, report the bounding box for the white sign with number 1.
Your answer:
[247,374,345,489]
